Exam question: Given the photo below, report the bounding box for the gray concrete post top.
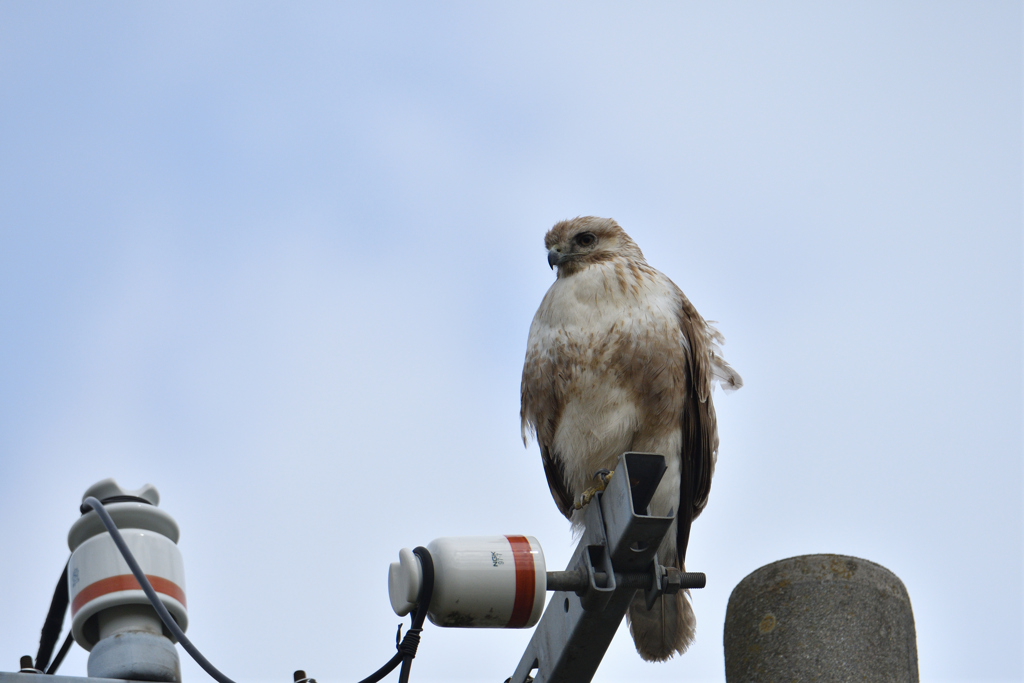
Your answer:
[724,554,918,683]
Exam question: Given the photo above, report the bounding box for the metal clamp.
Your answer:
[509,452,707,683]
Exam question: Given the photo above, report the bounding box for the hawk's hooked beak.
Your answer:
[548,248,562,269]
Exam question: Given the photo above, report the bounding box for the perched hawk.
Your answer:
[520,217,741,662]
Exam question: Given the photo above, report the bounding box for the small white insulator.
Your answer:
[388,547,422,617]
[388,535,546,629]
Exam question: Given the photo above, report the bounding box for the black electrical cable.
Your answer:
[45,632,74,675]
[352,547,434,683]
[355,647,401,683]
[34,560,70,671]
[78,495,154,514]
[397,548,433,683]
[82,496,238,683]
[81,496,434,683]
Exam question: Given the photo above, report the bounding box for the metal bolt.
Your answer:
[548,567,706,594]
[19,656,42,674]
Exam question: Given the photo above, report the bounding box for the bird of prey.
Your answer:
[520,217,741,662]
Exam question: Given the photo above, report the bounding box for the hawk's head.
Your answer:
[544,216,645,277]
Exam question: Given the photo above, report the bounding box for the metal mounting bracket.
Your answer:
[508,452,702,683]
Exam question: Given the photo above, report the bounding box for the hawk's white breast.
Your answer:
[525,259,685,494]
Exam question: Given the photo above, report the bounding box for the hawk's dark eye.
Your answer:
[576,233,596,247]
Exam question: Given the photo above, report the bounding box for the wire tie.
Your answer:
[398,628,421,658]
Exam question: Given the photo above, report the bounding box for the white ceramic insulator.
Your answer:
[388,536,546,628]
[68,499,187,651]
[388,548,422,617]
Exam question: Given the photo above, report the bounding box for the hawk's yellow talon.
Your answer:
[573,471,615,510]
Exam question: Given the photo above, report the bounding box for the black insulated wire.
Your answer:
[78,495,153,515]
[81,496,435,683]
[355,547,434,683]
[34,560,70,671]
[45,632,74,675]
[82,496,237,683]
[397,547,433,683]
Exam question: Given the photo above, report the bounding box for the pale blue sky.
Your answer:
[1,3,1021,682]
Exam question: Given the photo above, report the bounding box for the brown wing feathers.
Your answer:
[675,295,718,564]
[541,444,574,519]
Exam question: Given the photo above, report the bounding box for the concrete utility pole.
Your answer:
[724,554,919,682]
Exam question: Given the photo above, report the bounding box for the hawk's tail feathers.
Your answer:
[626,586,696,662]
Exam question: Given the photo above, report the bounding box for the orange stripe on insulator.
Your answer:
[71,574,186,616]
[505,535,535,628]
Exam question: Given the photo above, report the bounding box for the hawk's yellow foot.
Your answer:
[573,470,614,510]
